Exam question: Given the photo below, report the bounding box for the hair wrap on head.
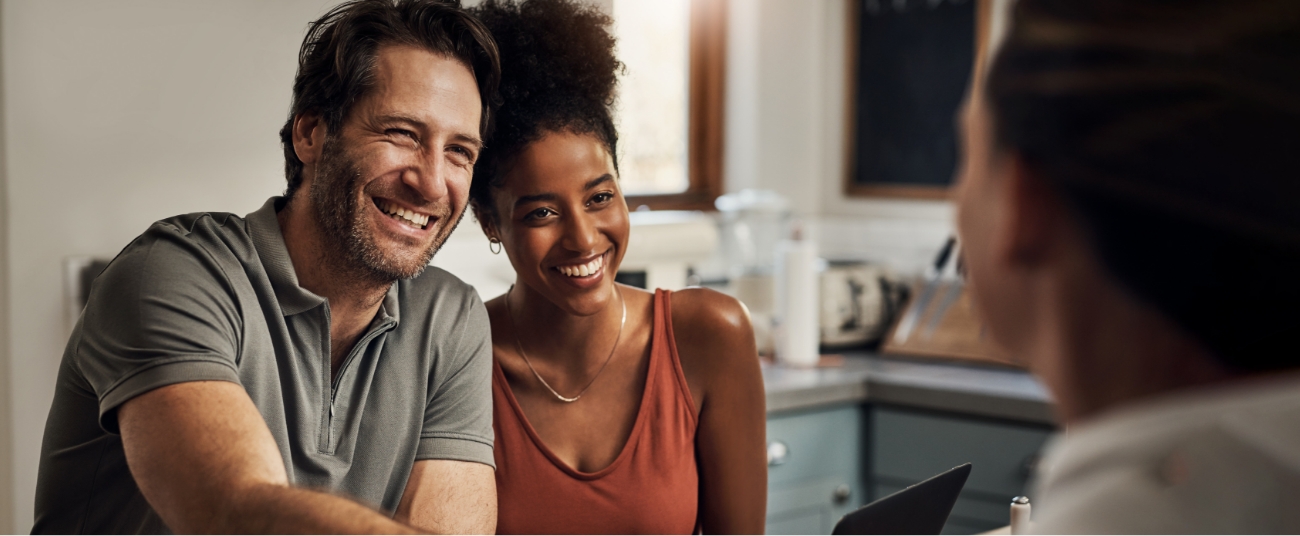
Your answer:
[987,0,1300,371]
[468,0,622,226]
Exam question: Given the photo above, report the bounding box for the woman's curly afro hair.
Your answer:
[468,0,622,226]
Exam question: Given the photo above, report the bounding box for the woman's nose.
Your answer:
[562,211,602,253]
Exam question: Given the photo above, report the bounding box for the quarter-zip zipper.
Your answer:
[323,320,395,451]
[330,323,391,394]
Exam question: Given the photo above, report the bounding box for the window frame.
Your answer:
[623,0,727,212]
[841,0,992,201]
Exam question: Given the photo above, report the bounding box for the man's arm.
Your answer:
[394,460,496,533]
[119,381,418,534]
[391,287,498,533]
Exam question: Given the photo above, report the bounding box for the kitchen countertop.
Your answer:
[763,352,1055,425]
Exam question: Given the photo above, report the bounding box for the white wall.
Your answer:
[724,0,956,274]
[0,3,12,528]
[1,1,340,530]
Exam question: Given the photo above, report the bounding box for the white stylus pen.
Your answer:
[1010,496,1031,535]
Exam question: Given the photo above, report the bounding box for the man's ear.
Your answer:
[1003,154,1065,266]
[292,113,327,168]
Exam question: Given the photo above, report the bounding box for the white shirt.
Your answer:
[1031,372,1300,534]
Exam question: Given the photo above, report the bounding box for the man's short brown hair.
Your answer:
[279,0,500,200]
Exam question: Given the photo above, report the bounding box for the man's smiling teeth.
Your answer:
[557,255,604,277]
[377,201,429,229]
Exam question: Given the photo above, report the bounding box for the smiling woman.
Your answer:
[467,0,767,533]
[493,132,627,305]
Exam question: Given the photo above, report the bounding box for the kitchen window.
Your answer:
[613,0,726,211]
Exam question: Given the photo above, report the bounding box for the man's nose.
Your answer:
[402,152,450,203]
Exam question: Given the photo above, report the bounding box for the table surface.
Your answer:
[762,352,1055,424]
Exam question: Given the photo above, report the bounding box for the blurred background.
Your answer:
[0,0,1015,531]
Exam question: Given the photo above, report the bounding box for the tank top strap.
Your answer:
[653,288,700,422]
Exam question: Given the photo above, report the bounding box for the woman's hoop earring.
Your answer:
[489,239,503,255]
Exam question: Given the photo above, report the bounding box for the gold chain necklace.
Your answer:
[504,285,626,403]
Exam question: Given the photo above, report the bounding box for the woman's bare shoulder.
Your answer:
[669,288,759,373]
[670,288,751,333]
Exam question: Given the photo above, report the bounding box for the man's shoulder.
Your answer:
[394,267,487,336]
[97,211,258,302]
[148,211,251,246]
[123,210,258,266]
[398,266,482,312]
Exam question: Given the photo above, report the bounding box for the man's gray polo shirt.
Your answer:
[33,197,494,534]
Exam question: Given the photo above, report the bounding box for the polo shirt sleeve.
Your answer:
[416,289,495,468]
[75,224,243,434]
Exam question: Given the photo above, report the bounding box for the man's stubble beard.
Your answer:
[310,136,464,287]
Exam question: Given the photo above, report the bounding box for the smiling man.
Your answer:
[32,1,501,533]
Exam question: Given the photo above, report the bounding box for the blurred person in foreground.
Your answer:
[957,0,1300,532]
[466,0,768,533]
[33,0,501,532]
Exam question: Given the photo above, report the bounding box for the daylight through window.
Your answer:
[611,0,692,196]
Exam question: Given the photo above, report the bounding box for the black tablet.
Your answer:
[832,463,972,535]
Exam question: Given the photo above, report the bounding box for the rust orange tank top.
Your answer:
[492,289,699,534]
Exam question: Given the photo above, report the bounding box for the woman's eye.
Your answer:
[525,208,556,221]
[589,192,614,205]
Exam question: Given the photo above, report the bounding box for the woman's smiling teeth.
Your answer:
[377,200,430,229]
[556,255,604,278]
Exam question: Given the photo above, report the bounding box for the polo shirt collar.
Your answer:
[378,279,400,326]
[246,197,328,316]
[246,197,403,325]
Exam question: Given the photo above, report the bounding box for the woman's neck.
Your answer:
[505,282,627,373]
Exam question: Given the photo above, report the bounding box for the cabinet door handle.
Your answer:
[767,441,789,466]
[833,484,852,504]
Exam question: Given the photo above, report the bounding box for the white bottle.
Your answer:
[775,221,819,367]
[1010,496,1031,535]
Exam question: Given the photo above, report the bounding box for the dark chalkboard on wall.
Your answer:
[848,0,976,198]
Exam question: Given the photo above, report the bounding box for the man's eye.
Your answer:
[447,146,475,164]
[386,129,419,143]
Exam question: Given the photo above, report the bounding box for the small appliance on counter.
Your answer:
[714,189,791,281]
[714,189,792,356]
[818,261,905,349]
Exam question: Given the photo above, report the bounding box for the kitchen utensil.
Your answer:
[894,236,956,343]
[921,253,964,340]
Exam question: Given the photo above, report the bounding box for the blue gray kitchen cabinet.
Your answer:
[765,404,866,535]
[764,404,1052,534]
[869,406,1053,534]
[762,354,1056,534]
